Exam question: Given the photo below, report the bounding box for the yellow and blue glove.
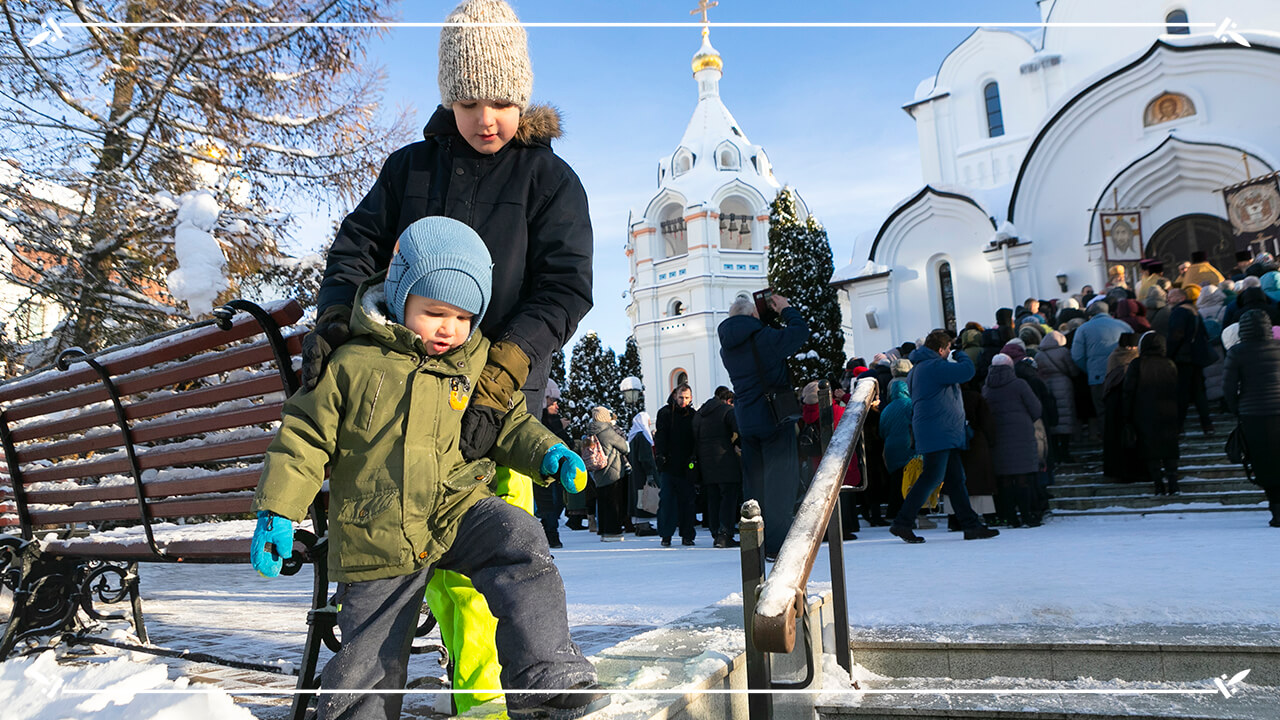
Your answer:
[541,443,588,494]
[250,510,294,577]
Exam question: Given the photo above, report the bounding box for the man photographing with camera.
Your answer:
[717,291,808,559]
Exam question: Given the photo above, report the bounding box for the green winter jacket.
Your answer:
[252,275,559,583]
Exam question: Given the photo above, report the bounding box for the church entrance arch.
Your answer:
[1145,214,1235,279]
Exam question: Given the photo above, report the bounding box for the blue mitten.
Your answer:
[251,511,294,578]
[541,443,588,494]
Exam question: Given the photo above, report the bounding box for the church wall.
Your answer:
[1041,0,1277,94]
[1012,44,1280,301]
[857,196,997,353]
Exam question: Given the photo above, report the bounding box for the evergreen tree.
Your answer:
[563,332,618,439]
[549,347,567,397]
[0,1,408,359]
[767,187,847,386]
[617,335,645,423]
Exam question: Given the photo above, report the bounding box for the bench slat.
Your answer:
[18,403,285,463]
[0,300,302,404]
[48,538,255,561]
[4,333,302,423]
[10,374,286,443]
[23,467,261,505]
[28,494,255,526]
[19,434,274,486]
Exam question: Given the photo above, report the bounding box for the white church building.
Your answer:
[834,0,1280,357]
[625,26,810,416]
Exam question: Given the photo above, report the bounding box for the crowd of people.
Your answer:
[547,249,1280,556]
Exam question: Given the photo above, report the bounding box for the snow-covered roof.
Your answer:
[647,30,783,214]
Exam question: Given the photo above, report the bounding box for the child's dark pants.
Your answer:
[318,496,597,720]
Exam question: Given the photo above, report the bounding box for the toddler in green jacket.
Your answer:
[251,216,606,720]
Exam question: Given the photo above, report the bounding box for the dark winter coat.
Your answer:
[1223,287,1280,328]
[1015,359,1057,430]
[1225,309,1280,488]
[717,307,809,438]
[879,379,914,472]
[907,346,975,454]
[1114,299,1151,333]
[628,432,658,488]
[1166,301,1216,367]
[1036,340,1079,435]
[982,365,1042,475]
[1123,335,1180,462]
[655,401,697,478]
[316,105,593,400]
[587,418,630,488]
[856,365,893,403]
[1103,345,1144,482]
[959,328,984,367]
[692,398,741,486]
[1223,310,1280,418]
[541,408,574,446]
[959,386,998,497]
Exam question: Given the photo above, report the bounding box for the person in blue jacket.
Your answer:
[890,329,1001,544]
[717,293,809,558]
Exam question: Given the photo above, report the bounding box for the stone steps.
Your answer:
[819,627,1280,720]
[1044,417,1266,514]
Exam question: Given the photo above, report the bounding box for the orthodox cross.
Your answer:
[691,0,718,25]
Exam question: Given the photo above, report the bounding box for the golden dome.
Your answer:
[691,28,722,74]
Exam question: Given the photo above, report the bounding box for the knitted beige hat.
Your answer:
[439,0,533,110]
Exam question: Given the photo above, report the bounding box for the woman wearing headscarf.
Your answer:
[1197,284,1229,408]
[879,379,914,523]
[1115,298,1151,333]
[1102,333,1144,482]
[586,406,630,541]
[627,412,658,536]
[983,353,1043,527]
[1124,333,1182,495]
[1037,330,1081,463]
[1222,309,1280,527]
[958,378,998,529]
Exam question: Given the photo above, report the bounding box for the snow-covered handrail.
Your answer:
[752,377,878,653]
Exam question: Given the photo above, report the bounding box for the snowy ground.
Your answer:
[2,510,1277,718]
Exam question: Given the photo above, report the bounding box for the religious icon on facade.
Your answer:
[1100,211,1144,261]
[1143,92,1196,126]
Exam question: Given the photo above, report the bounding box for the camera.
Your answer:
[753,288,780,326]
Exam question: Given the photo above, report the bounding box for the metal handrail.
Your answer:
[751,377,878,654]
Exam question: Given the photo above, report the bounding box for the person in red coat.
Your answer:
[800,381,861,540]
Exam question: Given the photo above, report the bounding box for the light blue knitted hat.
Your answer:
[384,217,493,331]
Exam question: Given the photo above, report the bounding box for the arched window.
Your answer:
[983,82,1004,138]
[1166,9,1190,35]
[659,203,688,257]
[670,369,688,395]
[673,147,695,176]
[719,196,754,250]
[716,141,740,170]
[938,262,956,333]
[668,298,686,316]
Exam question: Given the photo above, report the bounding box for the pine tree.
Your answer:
[549,347,567,396]
[617,335,645,423]
[563,331,618,439]
[767,187,847,386]
[0,1,409,360]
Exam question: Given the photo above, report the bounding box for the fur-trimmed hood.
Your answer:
[423,103,564,148]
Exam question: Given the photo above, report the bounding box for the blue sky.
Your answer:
[298,0,1045,353]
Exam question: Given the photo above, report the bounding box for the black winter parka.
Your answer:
[1223,310,1280,417]
[317,105,593,399]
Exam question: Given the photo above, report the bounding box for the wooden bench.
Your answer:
[0,299,383,719]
